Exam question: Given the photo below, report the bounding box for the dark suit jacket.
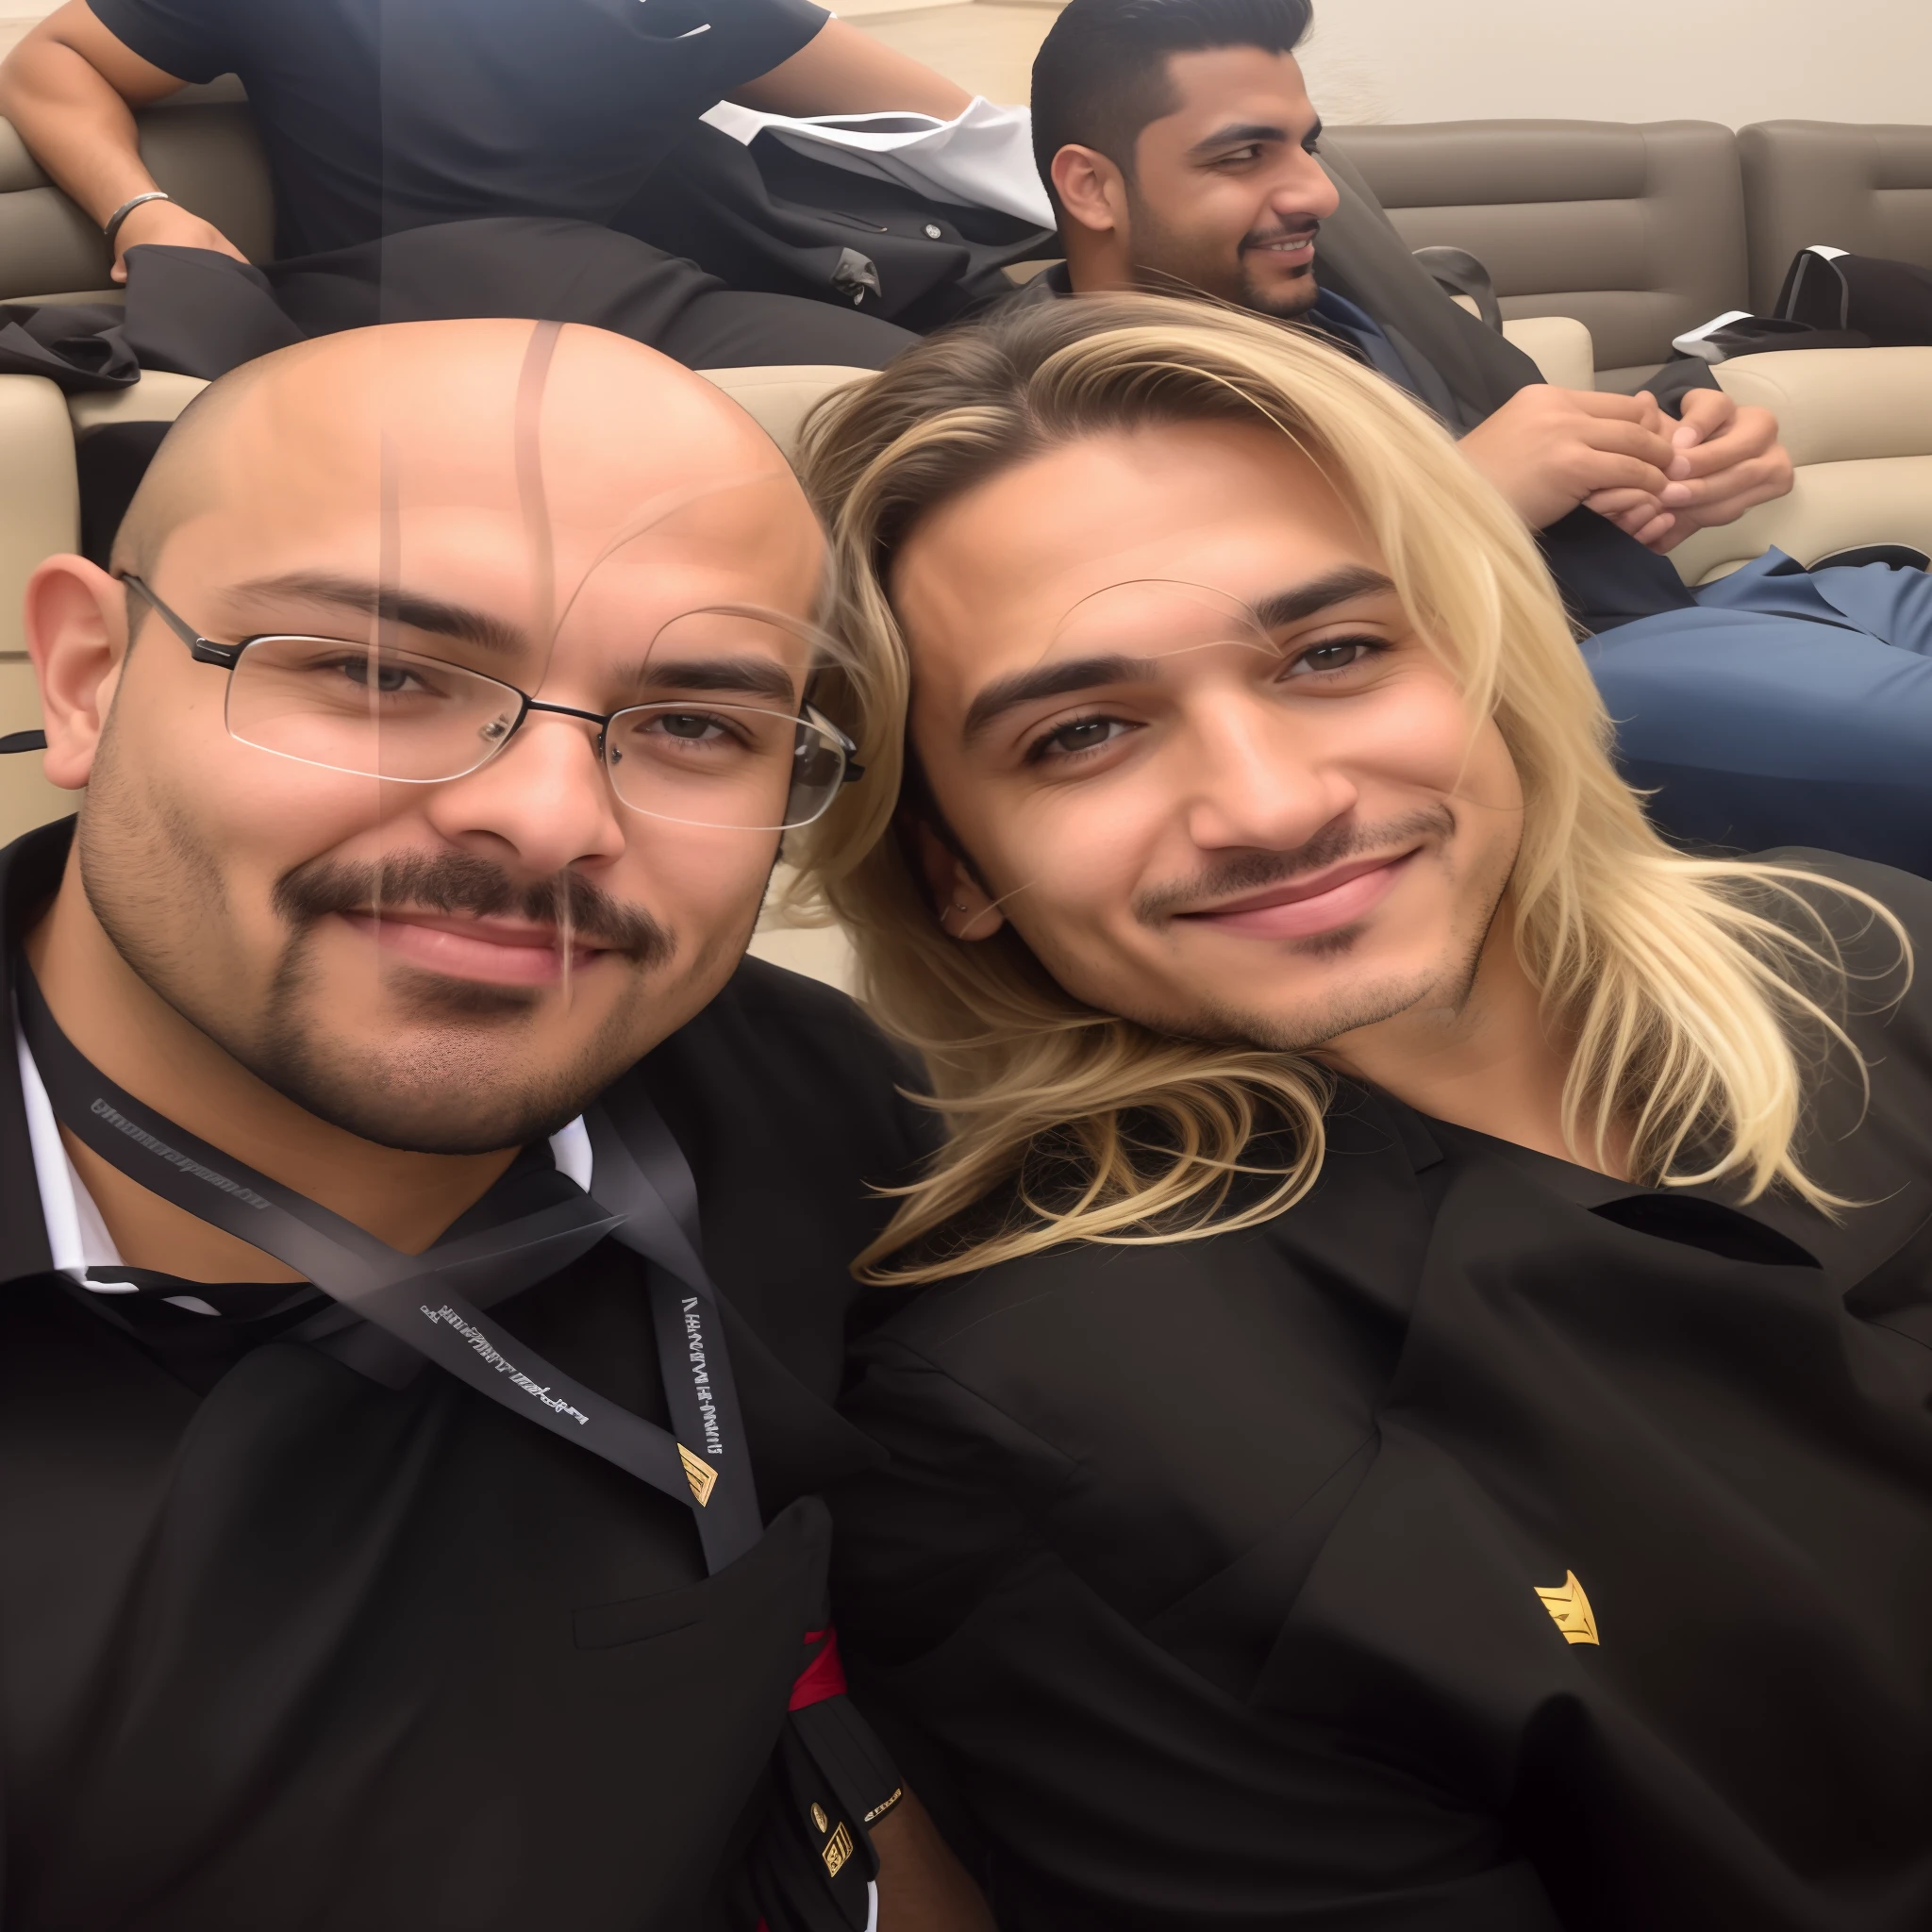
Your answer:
[1312,149,1708,630]
[1307,145,1544,434]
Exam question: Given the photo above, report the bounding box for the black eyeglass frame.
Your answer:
[114,573,865,822]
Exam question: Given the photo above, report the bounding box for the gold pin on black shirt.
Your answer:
[823,1822,854,1877]
[677,1444,717,1506]
[810,1802,828,1833]
[1535,1571,1600,1645]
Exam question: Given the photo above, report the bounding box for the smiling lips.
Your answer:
[1246,225,1318,268]
[1180,849,1418,941]
[339,908,608,986]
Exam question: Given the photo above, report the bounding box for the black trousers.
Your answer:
[76,221,915,561]
[271,214,919,370]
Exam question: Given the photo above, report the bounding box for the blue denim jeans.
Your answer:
[1584,550,1932,874]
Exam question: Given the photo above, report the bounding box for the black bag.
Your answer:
[615,122,1056,333]
[1778,245,1932,346]
[1659,242,1932,365]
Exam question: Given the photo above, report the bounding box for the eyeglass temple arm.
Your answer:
[803,702,865,783]
[2,579,215,756]
[118,575,242,668]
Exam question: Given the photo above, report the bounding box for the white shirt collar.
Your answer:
[16,1007,594,1301]
[17,1013,122,1282]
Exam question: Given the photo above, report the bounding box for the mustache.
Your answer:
[273,851,675,965]
[1133,806,1453,924]
[1241,216,1322,253]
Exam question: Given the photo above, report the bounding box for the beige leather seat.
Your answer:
[1740,122,1932,316]
[1325,120,1750,392]
[1666,347,1932,585]
[1,80,274,840]
[0,79,275,842]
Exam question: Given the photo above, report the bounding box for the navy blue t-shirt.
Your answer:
[92,0,830,258]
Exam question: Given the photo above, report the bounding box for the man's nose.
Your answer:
[1276,148,1341,223]
[1179,699,1358,852]
[423,707,629,875]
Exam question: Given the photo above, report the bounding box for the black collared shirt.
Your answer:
[831,849,1932,1931]
[0,819,924,1932]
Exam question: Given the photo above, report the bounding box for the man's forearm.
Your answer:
[0,34,158,225]
[873,1791,998,1932]
[729,17,971,121]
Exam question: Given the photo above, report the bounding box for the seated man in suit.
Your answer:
[1015,0,1932,874]
[798,292,1932,1932]
[0,0,966,368]
[0,317,991,1932]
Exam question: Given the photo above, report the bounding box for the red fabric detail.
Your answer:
[789,1625,848,1710]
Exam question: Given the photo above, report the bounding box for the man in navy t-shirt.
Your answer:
[0,0,968,366]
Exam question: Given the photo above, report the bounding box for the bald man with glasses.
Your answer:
[0,318,990,1932]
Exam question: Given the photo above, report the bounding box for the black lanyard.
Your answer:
[17,962,762,1574]
[18,962,891,1929]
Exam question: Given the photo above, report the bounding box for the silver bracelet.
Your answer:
[103,190,172,251]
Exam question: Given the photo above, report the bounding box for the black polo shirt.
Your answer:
[0,818,923,1932]
[92,0,829,257]
[831,849,1932,1931]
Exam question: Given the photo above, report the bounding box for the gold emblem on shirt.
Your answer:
[811,1803,829,1834]
[1535,1570,1600,1645]
[823,1822,854,1878]
[678,1443,717,1507]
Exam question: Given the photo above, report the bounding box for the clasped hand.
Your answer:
[109,194,250,282]
[1458,382,1793,552]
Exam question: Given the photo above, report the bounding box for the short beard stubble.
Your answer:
[1125,805,1513,1055]
[1125,189,1324,321]
[80,738,675,1157]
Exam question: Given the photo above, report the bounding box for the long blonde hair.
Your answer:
[789,295,1906,1282]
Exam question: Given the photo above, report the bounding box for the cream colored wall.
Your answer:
[1295,0,1932,128]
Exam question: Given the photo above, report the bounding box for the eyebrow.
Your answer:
[625,657,802,703]
[958,565,1398,744]
[962,654,1165,744]
[1187,114,1323,159]
[1250,564,1396,628]
[226,577,806,702]
[225,572,528,656]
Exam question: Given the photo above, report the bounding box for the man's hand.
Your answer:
[1584,386,1793,551]
[1457,385,1680,532]
[110,196,250,282]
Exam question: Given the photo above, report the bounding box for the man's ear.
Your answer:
[25,555,128,791]
[1050,143,1129,241]
[912,819,1005,942]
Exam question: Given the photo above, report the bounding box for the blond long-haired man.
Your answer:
[794,297,1932,1931]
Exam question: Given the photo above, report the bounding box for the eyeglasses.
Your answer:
[119,575,863,832]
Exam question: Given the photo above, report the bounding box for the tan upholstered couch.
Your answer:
[1328,118,1932,393]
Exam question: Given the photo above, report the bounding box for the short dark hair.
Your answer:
[1030,0,1315,209]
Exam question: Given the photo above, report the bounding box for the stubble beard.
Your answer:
[1126,192,1323,321]
[1118,808,1514,1058]
[79,740,677,1156]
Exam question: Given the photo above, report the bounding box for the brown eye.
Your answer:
[1026,715,1136,766]
[1286,637,1383,677]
